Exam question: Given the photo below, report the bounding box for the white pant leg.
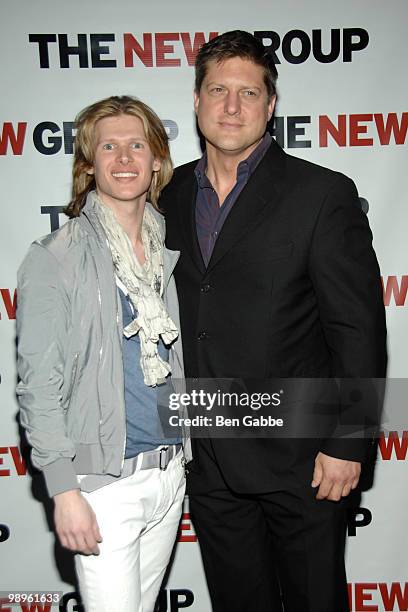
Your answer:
[140,453,186,610]
[75,452,185,612]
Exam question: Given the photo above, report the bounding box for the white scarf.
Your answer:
[92,192,178,386]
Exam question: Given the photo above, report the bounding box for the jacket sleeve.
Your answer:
[308,174,387,462]
[16,242,80,496]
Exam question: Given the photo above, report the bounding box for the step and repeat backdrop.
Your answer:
[1,1,407,610]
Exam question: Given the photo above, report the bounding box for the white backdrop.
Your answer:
[1,1,407,610]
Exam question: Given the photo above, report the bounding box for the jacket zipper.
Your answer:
[90,251,104,464]
[116,286,127,469]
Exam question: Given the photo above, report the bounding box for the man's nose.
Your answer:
[224,91,241,116]
[117,146,131,164]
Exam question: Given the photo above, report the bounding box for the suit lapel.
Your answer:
[177,170,206,275]
[206,139,287,272]
[162,247,180,289]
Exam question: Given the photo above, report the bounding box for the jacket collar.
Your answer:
[79,191,177,288]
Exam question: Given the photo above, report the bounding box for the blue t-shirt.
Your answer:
[119,287,181,459]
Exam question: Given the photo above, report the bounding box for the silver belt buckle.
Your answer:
[159,446,170,470]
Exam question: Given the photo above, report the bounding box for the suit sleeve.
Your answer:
[16,243,79,496]
[308,175,387,462]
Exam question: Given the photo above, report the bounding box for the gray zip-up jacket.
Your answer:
[16,194,191,498]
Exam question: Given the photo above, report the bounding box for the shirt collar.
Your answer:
[194,132,272,189]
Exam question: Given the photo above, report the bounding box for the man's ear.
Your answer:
[153,159,161,172]
[86,166,95,175]
[193,90,200,115]
[267,95,276,122]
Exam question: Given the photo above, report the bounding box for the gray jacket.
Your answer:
[16,194,191,497]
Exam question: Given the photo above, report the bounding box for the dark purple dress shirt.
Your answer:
[195,133,272,267]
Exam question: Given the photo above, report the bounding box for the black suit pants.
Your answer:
[188,439,350,612]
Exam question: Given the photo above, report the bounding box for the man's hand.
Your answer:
[53,489,102,554]
[311,452,361,501]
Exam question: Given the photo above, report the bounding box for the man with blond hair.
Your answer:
[17,95,189,612]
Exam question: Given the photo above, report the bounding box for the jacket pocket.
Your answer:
[64,352,80,412]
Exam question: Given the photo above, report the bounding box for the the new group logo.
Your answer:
[382,276,408,307]
[348,582,408,611]
[0,446,27,475]
[27,29,369,69]
[59,589,195,611]
[272,113,408,149]
[0,289,16,320]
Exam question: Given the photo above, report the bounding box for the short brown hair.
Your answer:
[195,30,278,100]
[65,96,172,217]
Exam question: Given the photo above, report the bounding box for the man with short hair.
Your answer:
[160,30,386,611]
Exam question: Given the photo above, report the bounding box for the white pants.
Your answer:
[75,451,185,612]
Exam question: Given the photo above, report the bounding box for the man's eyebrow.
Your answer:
[205,81,262,91]
[240,85,262,91]
[98,135,148,142]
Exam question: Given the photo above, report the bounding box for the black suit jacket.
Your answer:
[160,139,387,493]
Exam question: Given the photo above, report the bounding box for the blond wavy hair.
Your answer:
[65,96,173,217]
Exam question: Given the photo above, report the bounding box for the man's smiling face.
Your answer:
[88,113,160,210]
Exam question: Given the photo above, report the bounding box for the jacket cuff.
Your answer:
[320,437,373,463]
[43,458,80,497]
